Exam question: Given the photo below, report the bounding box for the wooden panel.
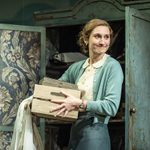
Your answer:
[125,7,150,150]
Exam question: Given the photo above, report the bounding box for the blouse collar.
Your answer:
[83,54,109,69]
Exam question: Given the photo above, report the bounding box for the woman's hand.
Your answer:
[50,90,82,117]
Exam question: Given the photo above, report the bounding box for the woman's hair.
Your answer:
[78,19,113,53]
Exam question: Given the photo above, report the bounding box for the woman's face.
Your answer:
[88,25,111,56]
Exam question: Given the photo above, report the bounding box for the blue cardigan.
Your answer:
[59,55,124,124]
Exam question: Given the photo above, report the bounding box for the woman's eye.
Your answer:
[94,34,101,38]
[104,35,110,39]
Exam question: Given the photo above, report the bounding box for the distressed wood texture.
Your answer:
[40,77,78,89]
[125,7,150,150]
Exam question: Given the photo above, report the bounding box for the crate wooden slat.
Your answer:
[39,77,78,90]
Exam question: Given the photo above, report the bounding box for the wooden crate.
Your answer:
[31,84,80,122]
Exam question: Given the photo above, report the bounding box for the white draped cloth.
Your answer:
[9,96,44,150]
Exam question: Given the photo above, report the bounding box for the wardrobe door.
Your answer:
[125,7,150,150]
[0,24,45,149]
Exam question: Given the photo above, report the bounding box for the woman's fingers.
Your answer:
[49,90,75,117]
[60,90,73,98]
[50,103,70,117]
[55,107,66,116]
[50,104,64,112]
[63,110,69,117]
[51,99,65,104]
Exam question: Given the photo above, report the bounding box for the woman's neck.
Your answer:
[89,53,105,64]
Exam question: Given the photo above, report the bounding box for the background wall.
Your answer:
[0,0,77,25]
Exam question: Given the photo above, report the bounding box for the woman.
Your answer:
[51,19,123,150]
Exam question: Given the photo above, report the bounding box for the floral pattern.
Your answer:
[0,132,13,150]
[0,30,41,149]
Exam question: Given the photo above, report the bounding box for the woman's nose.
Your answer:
[98,38,105,45]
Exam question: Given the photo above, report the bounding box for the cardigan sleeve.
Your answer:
[59,60,85,83]
[86,60,124,117]
[59,67,71,82]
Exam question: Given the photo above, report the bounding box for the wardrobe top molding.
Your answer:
[33,0,150,27]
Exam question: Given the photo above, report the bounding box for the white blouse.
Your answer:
[77,54,108,101]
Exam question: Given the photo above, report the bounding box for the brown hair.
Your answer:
[78,19,113,53]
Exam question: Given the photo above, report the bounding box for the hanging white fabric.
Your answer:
[9,96,44,150]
